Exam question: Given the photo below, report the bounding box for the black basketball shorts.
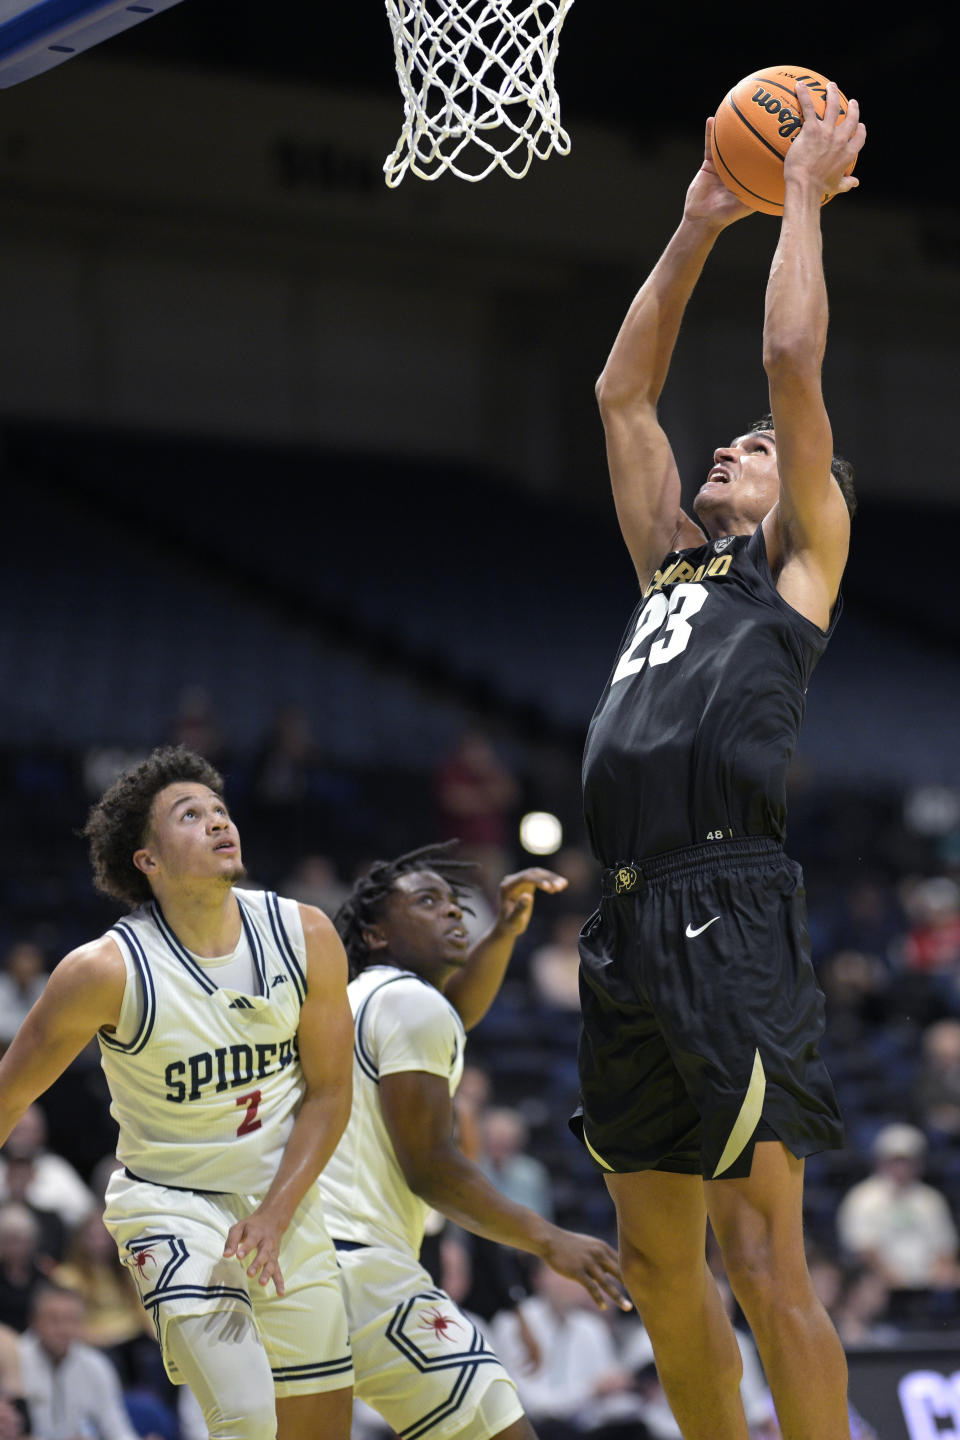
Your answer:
[570,837,844,1180]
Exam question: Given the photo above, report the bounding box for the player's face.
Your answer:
[692,429,780,535]
[134,782,245,894]
[374,870,470,980]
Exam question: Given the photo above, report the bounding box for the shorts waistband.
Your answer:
[123,1166,227,1197]
[601,836,783,896]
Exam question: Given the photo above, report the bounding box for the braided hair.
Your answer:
[335,841,478,978]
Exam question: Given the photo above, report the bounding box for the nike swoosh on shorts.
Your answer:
[685,917,720,938]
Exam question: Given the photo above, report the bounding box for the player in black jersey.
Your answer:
[572,82,866,1440]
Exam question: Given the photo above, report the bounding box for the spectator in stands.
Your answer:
[0,1157,65,1267]
[0,946,47,1053]
[818,949,891,1043]
[434,730,520,898]
[0,1322,28,1440]
[282,853,350,916]
[900,875,960,979]
[0,1204,50,1334]
[251,704,323,806]
[51,1209,154,1387]
[830,1264,899,1348]
[914,1017,960,1139]
[836,1122,960,1289]
[0,1107,95,1231]
[18,1284,139,1440]
[529,912,586,1011]
[478,1107,554,1221]
[164,684,226,767]
[491,1263,641,1439]
[831,877,905,963]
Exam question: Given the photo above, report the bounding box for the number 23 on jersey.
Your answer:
[611,583,709,685]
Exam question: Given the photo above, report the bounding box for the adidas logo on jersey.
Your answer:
[227,996,255,1010]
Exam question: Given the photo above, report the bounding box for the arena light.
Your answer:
[519,811,562,856]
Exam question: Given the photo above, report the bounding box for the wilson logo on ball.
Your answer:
[710,63,856,216]
[749,89,803,140]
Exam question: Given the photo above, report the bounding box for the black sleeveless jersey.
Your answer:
[582,527,840,865]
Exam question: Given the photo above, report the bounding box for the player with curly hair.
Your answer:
[0,746,355,1440]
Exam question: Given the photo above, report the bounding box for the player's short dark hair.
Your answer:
[82,746,225,909]
[749,414,857,518]
[334,841,477,978]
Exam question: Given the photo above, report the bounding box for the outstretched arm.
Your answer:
[596,119,751,588]
[762,80,866,622]
[223,905,353,1295]
[0,939,125,1145]
[443,867,567,1030]
[380,1068,629,1312]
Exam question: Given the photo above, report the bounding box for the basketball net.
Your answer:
[383,0,575,185]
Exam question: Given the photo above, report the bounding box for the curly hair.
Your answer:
[334,841,478,979]
[82,746,225,908]
[749,414,857,518]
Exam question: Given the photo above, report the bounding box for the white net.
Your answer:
[383,0,576,185]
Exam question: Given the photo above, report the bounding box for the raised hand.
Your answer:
[683,117,753,228]
[785,80,866,198]
[494,868,568,938]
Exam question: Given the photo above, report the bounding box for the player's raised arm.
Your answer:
[443,867,567,1030]
[596,119,751,588]
[0,939,126,1145]
[762,81,866,615]
[222,905,353,1295]
[379,1066,630,1312]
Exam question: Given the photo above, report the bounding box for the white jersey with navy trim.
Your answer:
[98,889,308,1195]
[318,965,466,1259]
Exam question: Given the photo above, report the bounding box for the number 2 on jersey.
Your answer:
[236,1089,263,1136]
[611,583,709,685]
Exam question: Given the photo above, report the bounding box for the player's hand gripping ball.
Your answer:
[710,64,857,215]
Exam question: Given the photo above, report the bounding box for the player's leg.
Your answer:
[165,1310,278,1440]
[252,1192,353,1440]
[705,1140,848,1440]
[605,1168,750,1440]
[274,1386,352,1440]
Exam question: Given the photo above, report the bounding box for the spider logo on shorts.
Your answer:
[614,866,638,894]
[419,1307,461,1342]
[130,1246,158,1276]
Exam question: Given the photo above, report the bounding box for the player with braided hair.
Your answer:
[319,842,630,1440]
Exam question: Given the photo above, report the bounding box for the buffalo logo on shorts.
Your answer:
[614,866,639,894]
[419,1308,461,1342]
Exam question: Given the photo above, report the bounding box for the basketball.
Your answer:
[710,65,856,216]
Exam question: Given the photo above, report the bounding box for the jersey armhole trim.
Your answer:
[99,923,157,1054]
[265,892,307,1004]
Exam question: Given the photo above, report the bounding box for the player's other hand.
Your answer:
[539,1226,633,1312]
[683,117,753,230]
[494,868,568,938]
[223,1208,287,1295]
[785,80,865,198]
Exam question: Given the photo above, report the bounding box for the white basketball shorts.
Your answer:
[336,1242,522,1440]
[104,1170,353,1398]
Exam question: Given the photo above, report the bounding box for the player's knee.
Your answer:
[618,1230,697,1302]
[720,1228,807,1317]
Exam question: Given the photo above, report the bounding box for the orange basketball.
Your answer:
[710,64,856,216]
